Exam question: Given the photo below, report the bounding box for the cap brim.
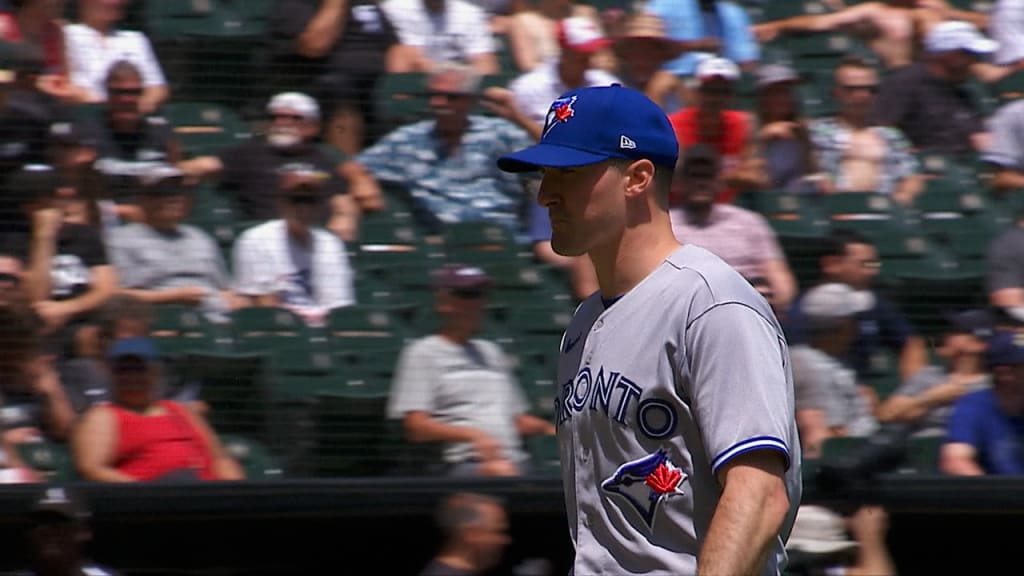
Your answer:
[498,143,613,173]
[566,38,612,53]
[966,38,998,54]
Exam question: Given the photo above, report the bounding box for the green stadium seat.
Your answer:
[373,73,429,132]
[151,304,230,358]
[313,391,394,477]
[905,435,945,474]
[326,304,409,354]
[162,101,251,157]
[16,441,76,483]
[911,180,1002,261]
[222,435,284,479]
[144,1,272,40]
[991,70,1024,104]
[230,307,334,387]
[511,346,560,419]
[524,434,561,476]
[751,190,831,289]
[187,350,273,443]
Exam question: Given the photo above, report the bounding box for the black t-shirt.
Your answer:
[269,0,399,90]
[50,223,108,301]
[216,139,348,221]
[871,63,985,155]
[88,114,175,170]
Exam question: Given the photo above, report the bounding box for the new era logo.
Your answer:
[620,135,636,149]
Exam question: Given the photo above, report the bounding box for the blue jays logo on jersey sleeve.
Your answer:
[543,95,577,137]
[600,449,687,530]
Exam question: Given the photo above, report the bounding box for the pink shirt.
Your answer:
[669,203,784,281]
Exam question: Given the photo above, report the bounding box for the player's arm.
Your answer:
[698,450,791,576]
[753,2,880,41]
[939,442,985,476]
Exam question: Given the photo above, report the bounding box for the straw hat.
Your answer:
[614,12,676,56]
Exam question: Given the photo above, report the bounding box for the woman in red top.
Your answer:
[72,337,244,482]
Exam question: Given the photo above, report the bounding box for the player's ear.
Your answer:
[622,159,656,200]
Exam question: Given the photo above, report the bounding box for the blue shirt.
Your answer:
[783,289,914,380]
[357,115,534,236]
[947,389,1024,475]
[647,0,759,76]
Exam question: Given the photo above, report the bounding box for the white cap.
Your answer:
[801,282,875,321]
[786,505,860,555]
[924,20,997,55]
[695,56,740,82]
[267,92,320,121]
[557,16,611,53]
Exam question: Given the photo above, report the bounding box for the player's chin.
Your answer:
[551,238,586,258]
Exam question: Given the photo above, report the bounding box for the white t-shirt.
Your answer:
[232,220,355,317]
[509,60,619,128]
[63,24,167,98]
[381,0,494,64]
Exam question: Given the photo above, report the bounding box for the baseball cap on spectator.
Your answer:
[986,330,1024,367]
[946,309,994,340]
[107,336,160,362]
[924,20,997,55]
[7,164,60,206]
[138,165,188,196]
[756,63,800,88]
[267,91,320,121]
[32,486,89,524]
[496,84,679,172]
[695,56,740,83]
[557,16,611,53]
[786,505,859,555]
[431,263,494,292]
[801,282,874,321]
[677,143,721,177]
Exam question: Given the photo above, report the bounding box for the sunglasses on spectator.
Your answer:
[839,84,879,94]
[286,194,321,205]
[110,87,143,96]
[428,91,472,101]
[272,113,306,121]
[450,288,486,299]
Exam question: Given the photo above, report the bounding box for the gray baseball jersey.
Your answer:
[555,245,802,575]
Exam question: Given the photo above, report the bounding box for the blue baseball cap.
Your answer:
[107,337,160,362]
[987,330,1024,367]
[497,84,679,173]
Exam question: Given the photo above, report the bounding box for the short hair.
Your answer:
[435,492,504,540]
[822,228,874,259]
[428,62,481,95]
[105,60,142,87]
[96,293,154,346]
[609,158,676,208]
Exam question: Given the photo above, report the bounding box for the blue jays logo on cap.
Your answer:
[601,448,687,530]
[497,84,679,173]
[543,95,577,137]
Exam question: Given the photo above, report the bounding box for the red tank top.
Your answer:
[112,401,216,481]
[668,107,751,204]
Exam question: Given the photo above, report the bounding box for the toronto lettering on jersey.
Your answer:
[557,366,679,440]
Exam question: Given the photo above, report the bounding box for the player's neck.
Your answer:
[589,224,681,299]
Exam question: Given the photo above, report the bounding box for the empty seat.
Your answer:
[222,435,284,480]
[163,101,251,157]
[186,350,273,444]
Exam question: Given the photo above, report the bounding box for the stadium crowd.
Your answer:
[0,0,1024,572]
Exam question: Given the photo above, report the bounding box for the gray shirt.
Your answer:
[387,335,529,466]
[790,344,879,438]
[890,364,990,437]
[983,99,1024,169]
[555,245,802,576]
[108,223,232,321]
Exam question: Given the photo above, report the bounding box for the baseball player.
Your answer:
[497,85,802,575]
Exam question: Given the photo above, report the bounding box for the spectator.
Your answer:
[231,166,356,326]
[734,62,815,195]
[876,309,993,437]
[810,56,923,205]
[380,0,499,75]
[786,504,895,576]
[353,63,534,235]
[419,491,512,576]
[0,249,24,304]
[941,330,1024,475]
[63,0,168,113]
[983,97,1024,193]
[45,120,121,232]
[12,165,117,352]
[790,282,880,459]
[86,60,181,199]
[667,56,756,204]
[268,0,410,155]
[872,20,995,155]
[752,0,987,72]
[21,487,122,575]
[669,144,797,313]
[107,168,235,324]
[387,263,556,477]
[990,0,1024,68]
[784,229,929,383]
[505,0,609,74]
[178,91,370,242]
[648,0,758,87]
[0,0,82,102]
[988,215,1024,325]
[71,337,244,482]
[610,11,688,110]
[501,16,619,141]
[0,301,77,451]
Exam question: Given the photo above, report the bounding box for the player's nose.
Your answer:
[537,179,559,207]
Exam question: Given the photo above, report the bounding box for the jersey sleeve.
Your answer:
[684,302,794,476]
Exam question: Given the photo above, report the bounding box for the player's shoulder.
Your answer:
[664,244,777,318]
